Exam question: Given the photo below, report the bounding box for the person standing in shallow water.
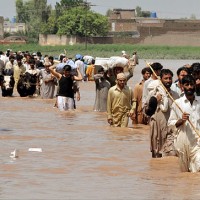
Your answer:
[39,61,57,99]
[107,73,136,127]
[93,67,110,112]
[49,64,82,111]
[132,67,151,125]
[168,75,200,172]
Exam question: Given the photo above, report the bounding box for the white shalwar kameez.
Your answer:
[168,94,200,172]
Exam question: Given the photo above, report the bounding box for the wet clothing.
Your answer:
[133,80,148,124]
[86,64,95,81]
[168,94,200,172]
[171,82,183,97]
[58,75,74,98]
[13,63,26,88]
[107,85,135,127]
[39,69,57,99]
[57,75,74,111]
[93,74,110,112]
[147,80,179,157]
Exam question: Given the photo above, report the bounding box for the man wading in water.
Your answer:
[168,75,200,172]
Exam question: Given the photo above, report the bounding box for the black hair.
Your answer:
[191,63,200,75]
[29,58,35,65]
[150,62,163,71]
[98,67,104,73]
[37,52,42,57]
[63,65,71,72]
[176,66,189,76]
[160,69,173,78]
[16,55,23,61]
[181,74,195,85]
[48,56,54,61]
[141,67,152,75]
[9,55,15,60]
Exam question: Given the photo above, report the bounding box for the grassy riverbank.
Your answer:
[1,43,200,59]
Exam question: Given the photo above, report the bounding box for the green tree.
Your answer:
[40,10,58,34]
[141,11,151,18]
[135,6,150,17]
[106,9,113,17]
[136,6,142,17]
[57,7,109,37]
[15,0,52,42]
[55,0,84,16]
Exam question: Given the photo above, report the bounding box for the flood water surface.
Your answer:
[1,59,200,199]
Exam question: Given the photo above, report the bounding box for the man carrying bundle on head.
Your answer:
[106,56,133,87]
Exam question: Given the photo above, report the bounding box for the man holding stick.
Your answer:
[146,69,179,158]
[168,75,200,172]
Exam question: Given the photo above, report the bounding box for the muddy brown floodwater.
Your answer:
[1,59,200,199]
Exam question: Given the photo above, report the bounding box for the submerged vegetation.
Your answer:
[1,44,200,60]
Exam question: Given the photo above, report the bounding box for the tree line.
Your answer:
[14,0,109,42]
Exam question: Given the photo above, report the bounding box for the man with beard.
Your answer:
[191,63,200,96]
[168,75,200,172]
[147,69,179,158]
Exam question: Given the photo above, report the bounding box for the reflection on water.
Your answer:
[0,59,200,199]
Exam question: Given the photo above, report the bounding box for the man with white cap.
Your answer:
[107,73,136,127]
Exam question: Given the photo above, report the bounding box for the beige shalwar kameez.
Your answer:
[107,85,136,127]
[168,95,200,172]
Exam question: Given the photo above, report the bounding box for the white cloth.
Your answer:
[75,60,85,77]
[147,79,171,112]
[57,96,74,111]
[26,68,40,75]
[142,77,154,108]
[171,82,183,97]
[168,94,200,172]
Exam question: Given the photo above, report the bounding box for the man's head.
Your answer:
[160,69,173,89]
[63,65,71,76]
[116,73,126,88]
[29,58,35,68]
[192,63,200,82]
[150,62,163,77]
[181,75,196,96]
[113,66,123,76]
[9,55,15,63]
[141,67,152,81]
[176,66,189,83]
[98,67,104,75]
[16,55,23,65]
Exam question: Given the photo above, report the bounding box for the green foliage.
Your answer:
[40,11,58,34]
[135,6,151,17]
[15,0,108,42]
[2,44,200,60]
[15,0,52,41]
[136,6,142,17]
[57,7,109,37]
[106,9,112,17]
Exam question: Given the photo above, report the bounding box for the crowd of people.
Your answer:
[1,48,200,173]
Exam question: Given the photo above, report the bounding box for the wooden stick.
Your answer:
[145,60,200,137]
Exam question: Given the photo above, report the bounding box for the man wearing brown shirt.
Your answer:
[132,67,151,124]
